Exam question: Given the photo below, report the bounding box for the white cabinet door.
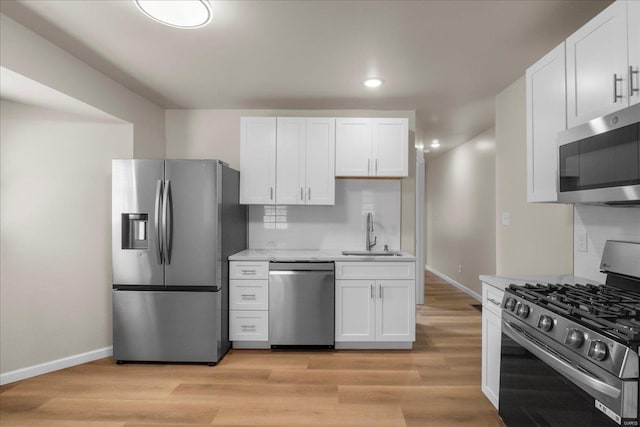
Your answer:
[276,117,306,205]
[240,117,276,204]
[629,0,640,106]
[481,308,502,409]
[335,279,375,342]
[566,1,629,127]
[375,280,415,342]
[526,42,566,203]
[305,118,335,205]
[372,118,408,177]
[335,118,372,176]
[481,283,503,409]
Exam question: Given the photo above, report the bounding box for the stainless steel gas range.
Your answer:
[499,240,640,427]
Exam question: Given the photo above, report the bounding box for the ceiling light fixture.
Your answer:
[135,0,212,29]
[430,139,440,148]
[363,78,383,88]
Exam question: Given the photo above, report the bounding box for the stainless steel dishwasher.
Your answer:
[269,262,334,348]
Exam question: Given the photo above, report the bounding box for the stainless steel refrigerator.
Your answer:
[112,159,246,364]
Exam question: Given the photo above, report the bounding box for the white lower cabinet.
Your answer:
[481,282,504,409]
[335,262,415,347]
[229,261,269,347]
[230,311,268,341]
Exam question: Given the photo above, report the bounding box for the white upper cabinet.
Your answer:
[373,118,409,177]
[526,42,566,203]
[335,118,408,177]
[240,117,276,205]
[243,117,334,206]
[275,117,335,205]
[335,118,372,176]
[276,118,306,205]
[629,0,640,106]
[305,118,336,205]
[566,1,633,127]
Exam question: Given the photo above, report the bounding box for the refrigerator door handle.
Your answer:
[162,180,173,264]
[154,180,164,264]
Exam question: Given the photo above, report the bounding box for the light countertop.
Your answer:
[229,249,416,262]
[479,274,601,291]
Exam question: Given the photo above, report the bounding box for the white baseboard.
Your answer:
[0,346,113,385]
[425,265,482,302]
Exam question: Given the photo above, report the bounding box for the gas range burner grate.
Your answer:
[507,282,640,343]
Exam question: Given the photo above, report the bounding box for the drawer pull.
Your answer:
[240,324,256,330]
[240,269,256,275]
[487,297,501,306]
[240,294,257,299]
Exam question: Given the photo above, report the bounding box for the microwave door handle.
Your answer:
[162,180,172,264]
[154,180,163,264]
[502,321,621,400]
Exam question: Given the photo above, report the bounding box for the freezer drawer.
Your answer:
[113,290,224,363]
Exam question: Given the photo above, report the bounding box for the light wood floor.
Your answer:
[0,272,504,426]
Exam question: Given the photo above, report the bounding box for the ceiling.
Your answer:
[0,0,611,156]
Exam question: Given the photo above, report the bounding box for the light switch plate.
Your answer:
[577,231,588,253]
[501,212,511,226]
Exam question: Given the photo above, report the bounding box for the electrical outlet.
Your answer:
[458,265,462,273]
[577,231,588,253]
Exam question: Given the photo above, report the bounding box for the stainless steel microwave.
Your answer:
[557,104,640,205]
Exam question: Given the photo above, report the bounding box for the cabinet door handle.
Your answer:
[630,66,639,96]
[613,73,623,103]
[375,158,378,175]
[270,187,274,201]
[300,187,303,201]
[367,158,371,175]
[308,187,311,200]
[379,284,383,299]
[487,298,501,306]
[370,284,374,299]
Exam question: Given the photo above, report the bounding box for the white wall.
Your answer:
[495,77,574,275]
[166,108,417,253]
[0,14,164,158]
[425,128,496,297]
[0,100,133,376]
[249,180,401,250]
[574,205,640,282]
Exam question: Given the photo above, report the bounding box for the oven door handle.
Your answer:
[502,320,621,400]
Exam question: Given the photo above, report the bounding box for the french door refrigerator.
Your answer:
[112,159,246,364]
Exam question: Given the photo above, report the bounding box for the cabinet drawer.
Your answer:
[482,283,504,317]
[230,261,269,279]
[335,262,415,280]
[229,311,268,341]
[230,280,268,310]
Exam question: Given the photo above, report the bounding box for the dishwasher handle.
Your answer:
[269,262,334,272]
[269,270,334,276]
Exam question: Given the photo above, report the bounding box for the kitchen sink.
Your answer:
[341,250,402,256]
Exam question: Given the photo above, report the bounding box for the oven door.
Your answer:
[499,319,638,427]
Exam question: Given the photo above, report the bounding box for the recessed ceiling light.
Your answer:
[135,0,212,29]
[363,78,383,88]
[430,139,440,148]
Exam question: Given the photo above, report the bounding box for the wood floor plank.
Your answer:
[33,398,219,424]
[0,271,504,426]
[268,368,423,386]
[211,402,406,426]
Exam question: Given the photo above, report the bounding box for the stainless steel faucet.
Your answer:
[366,212,377,251]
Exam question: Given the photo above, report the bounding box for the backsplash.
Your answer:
[248,180,401,250]
[574,205,640,282]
